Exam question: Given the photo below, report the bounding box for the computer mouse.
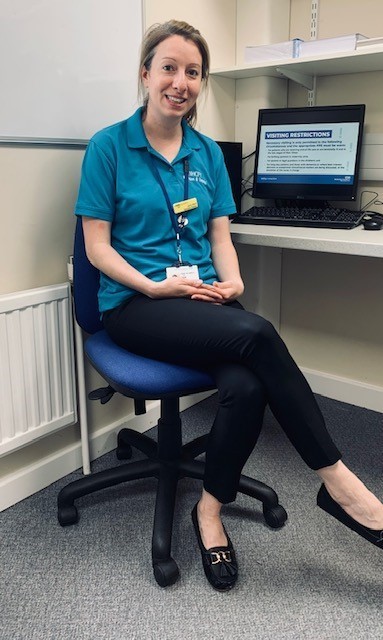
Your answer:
[363,218,383,231]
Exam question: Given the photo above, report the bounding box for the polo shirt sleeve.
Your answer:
[210,146,237,218]
[75,139,116,221]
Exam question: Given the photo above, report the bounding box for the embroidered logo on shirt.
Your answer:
[188,171,207,186]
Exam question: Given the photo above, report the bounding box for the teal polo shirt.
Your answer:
[75,107,236,312]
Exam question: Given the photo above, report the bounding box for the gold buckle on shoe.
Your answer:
[210,551,232,564]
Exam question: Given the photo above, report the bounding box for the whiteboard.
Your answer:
[0,0,143,143]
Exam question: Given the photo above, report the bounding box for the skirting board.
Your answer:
[0,391,213,513]
[302,367,383,413]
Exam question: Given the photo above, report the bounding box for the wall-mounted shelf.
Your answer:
[211,45,383,89]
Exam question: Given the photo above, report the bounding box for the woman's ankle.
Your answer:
[197,490,227,549]
[316,459,345,483]
[198,489,223,518]
[316,461,383,527]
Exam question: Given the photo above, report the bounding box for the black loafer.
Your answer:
[317,484,383,549]
[191,503,238,591]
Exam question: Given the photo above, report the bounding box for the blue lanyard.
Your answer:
[148,154,190,265]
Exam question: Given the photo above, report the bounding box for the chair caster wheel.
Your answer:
[263,504,288,529]
[153,558,180,587]
[58,505,79,526]
[116,444,133,460]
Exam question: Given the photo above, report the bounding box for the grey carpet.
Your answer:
[1,394,382,640]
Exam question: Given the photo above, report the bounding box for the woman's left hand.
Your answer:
[191,279,244,304]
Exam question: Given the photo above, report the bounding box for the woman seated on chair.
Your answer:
[75,19,383,591]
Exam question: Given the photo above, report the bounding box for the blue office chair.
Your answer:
[57,218,287,587]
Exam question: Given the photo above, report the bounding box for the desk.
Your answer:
[231,223,383,258]
[231,223,383,412]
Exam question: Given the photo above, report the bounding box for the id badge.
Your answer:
[173,197,198,215]
[166,264,200,280]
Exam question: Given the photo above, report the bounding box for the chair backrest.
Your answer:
[73,217,103,335]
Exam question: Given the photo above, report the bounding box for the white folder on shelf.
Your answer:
[244,39,302,64]
[299,34,368,57]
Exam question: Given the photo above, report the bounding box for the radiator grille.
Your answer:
[0,283,77,457]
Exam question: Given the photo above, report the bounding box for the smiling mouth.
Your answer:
[166,95,187,104]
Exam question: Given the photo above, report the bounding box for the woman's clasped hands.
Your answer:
[150,277,244,304]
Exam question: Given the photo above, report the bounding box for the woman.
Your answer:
[75,20,383,591]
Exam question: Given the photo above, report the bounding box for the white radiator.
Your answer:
[0,283,77,457]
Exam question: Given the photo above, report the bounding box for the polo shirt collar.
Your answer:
[126,107,201,155]
[181,118,201,152]
[126,107,148,149]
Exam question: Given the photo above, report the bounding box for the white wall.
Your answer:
[291,0,383,40]
[235,0,291,63]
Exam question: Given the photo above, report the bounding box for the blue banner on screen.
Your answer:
[258,174,354,184]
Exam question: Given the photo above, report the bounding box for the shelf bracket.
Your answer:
[275,67,314,90]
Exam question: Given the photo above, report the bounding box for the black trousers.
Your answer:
[103,295,341,503]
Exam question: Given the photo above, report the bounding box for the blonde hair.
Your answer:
[138,20,210,127]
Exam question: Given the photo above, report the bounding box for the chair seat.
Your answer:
[85,330,215,399]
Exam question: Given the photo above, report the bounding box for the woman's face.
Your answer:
[142,34,203,124]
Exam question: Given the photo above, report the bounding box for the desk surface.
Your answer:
[230,223,383,258]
